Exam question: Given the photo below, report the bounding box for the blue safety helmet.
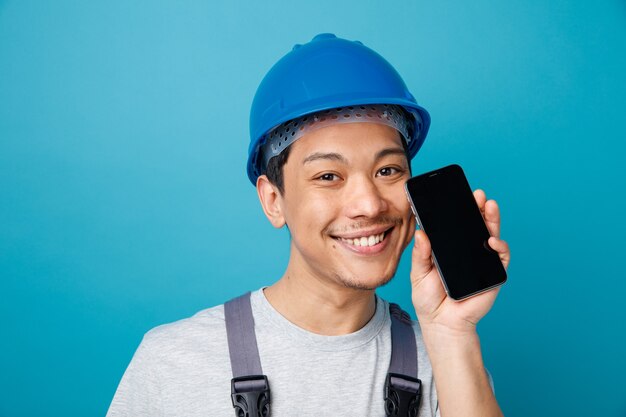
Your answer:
[247,33,431,185]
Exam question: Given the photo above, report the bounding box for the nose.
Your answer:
[343,175,389,219]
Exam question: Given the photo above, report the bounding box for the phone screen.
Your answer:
[404,164,507,300]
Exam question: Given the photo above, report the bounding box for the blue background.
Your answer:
[1,1,625,416]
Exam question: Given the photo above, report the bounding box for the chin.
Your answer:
[334,270,395,291]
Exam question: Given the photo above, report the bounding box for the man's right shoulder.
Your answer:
[107,303,234,416]
[138,303,228,360]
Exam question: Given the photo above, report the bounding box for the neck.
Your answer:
[264,264,377,336]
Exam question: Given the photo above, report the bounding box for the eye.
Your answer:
[317,173,340,181]
[377,166,402,177]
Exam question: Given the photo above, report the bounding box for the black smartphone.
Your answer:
[404,164,507,301]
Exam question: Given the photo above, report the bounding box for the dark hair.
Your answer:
[265,144,292,195]
[264,132,411,195]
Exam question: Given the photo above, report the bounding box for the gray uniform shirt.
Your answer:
[107,288,442,416]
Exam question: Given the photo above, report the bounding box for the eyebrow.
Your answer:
[375,147,407,160]
[301,147,407,165]
[302,152,347,165]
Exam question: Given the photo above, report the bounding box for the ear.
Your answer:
[256,175,286,228]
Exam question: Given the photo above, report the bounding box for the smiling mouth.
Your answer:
[332,227,393,248]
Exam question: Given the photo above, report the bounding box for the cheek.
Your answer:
[386,188,414,241]
[385,186,411,214]
[283,190,339,234]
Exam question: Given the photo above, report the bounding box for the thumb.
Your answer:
[411,229,434,286]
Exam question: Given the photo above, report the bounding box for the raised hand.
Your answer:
[409,189,510,334]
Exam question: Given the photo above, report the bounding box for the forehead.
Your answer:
[288,122,404,160]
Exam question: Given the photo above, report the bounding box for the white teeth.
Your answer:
[340,232,387,247]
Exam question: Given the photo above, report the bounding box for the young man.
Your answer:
[107,34,510,416]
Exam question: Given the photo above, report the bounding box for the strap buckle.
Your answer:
[384,373,422,417]
[231,375,271,417]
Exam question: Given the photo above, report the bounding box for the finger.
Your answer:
[488,236,510,269]
[473,189,487,215]
[484,199,501,238]
[411,230,434,284]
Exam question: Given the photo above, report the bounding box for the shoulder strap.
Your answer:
[224,292,271,417]
[385,302,422,416]
[225,292,263,377]
[388,303,418,376]
[224,293,420,417]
